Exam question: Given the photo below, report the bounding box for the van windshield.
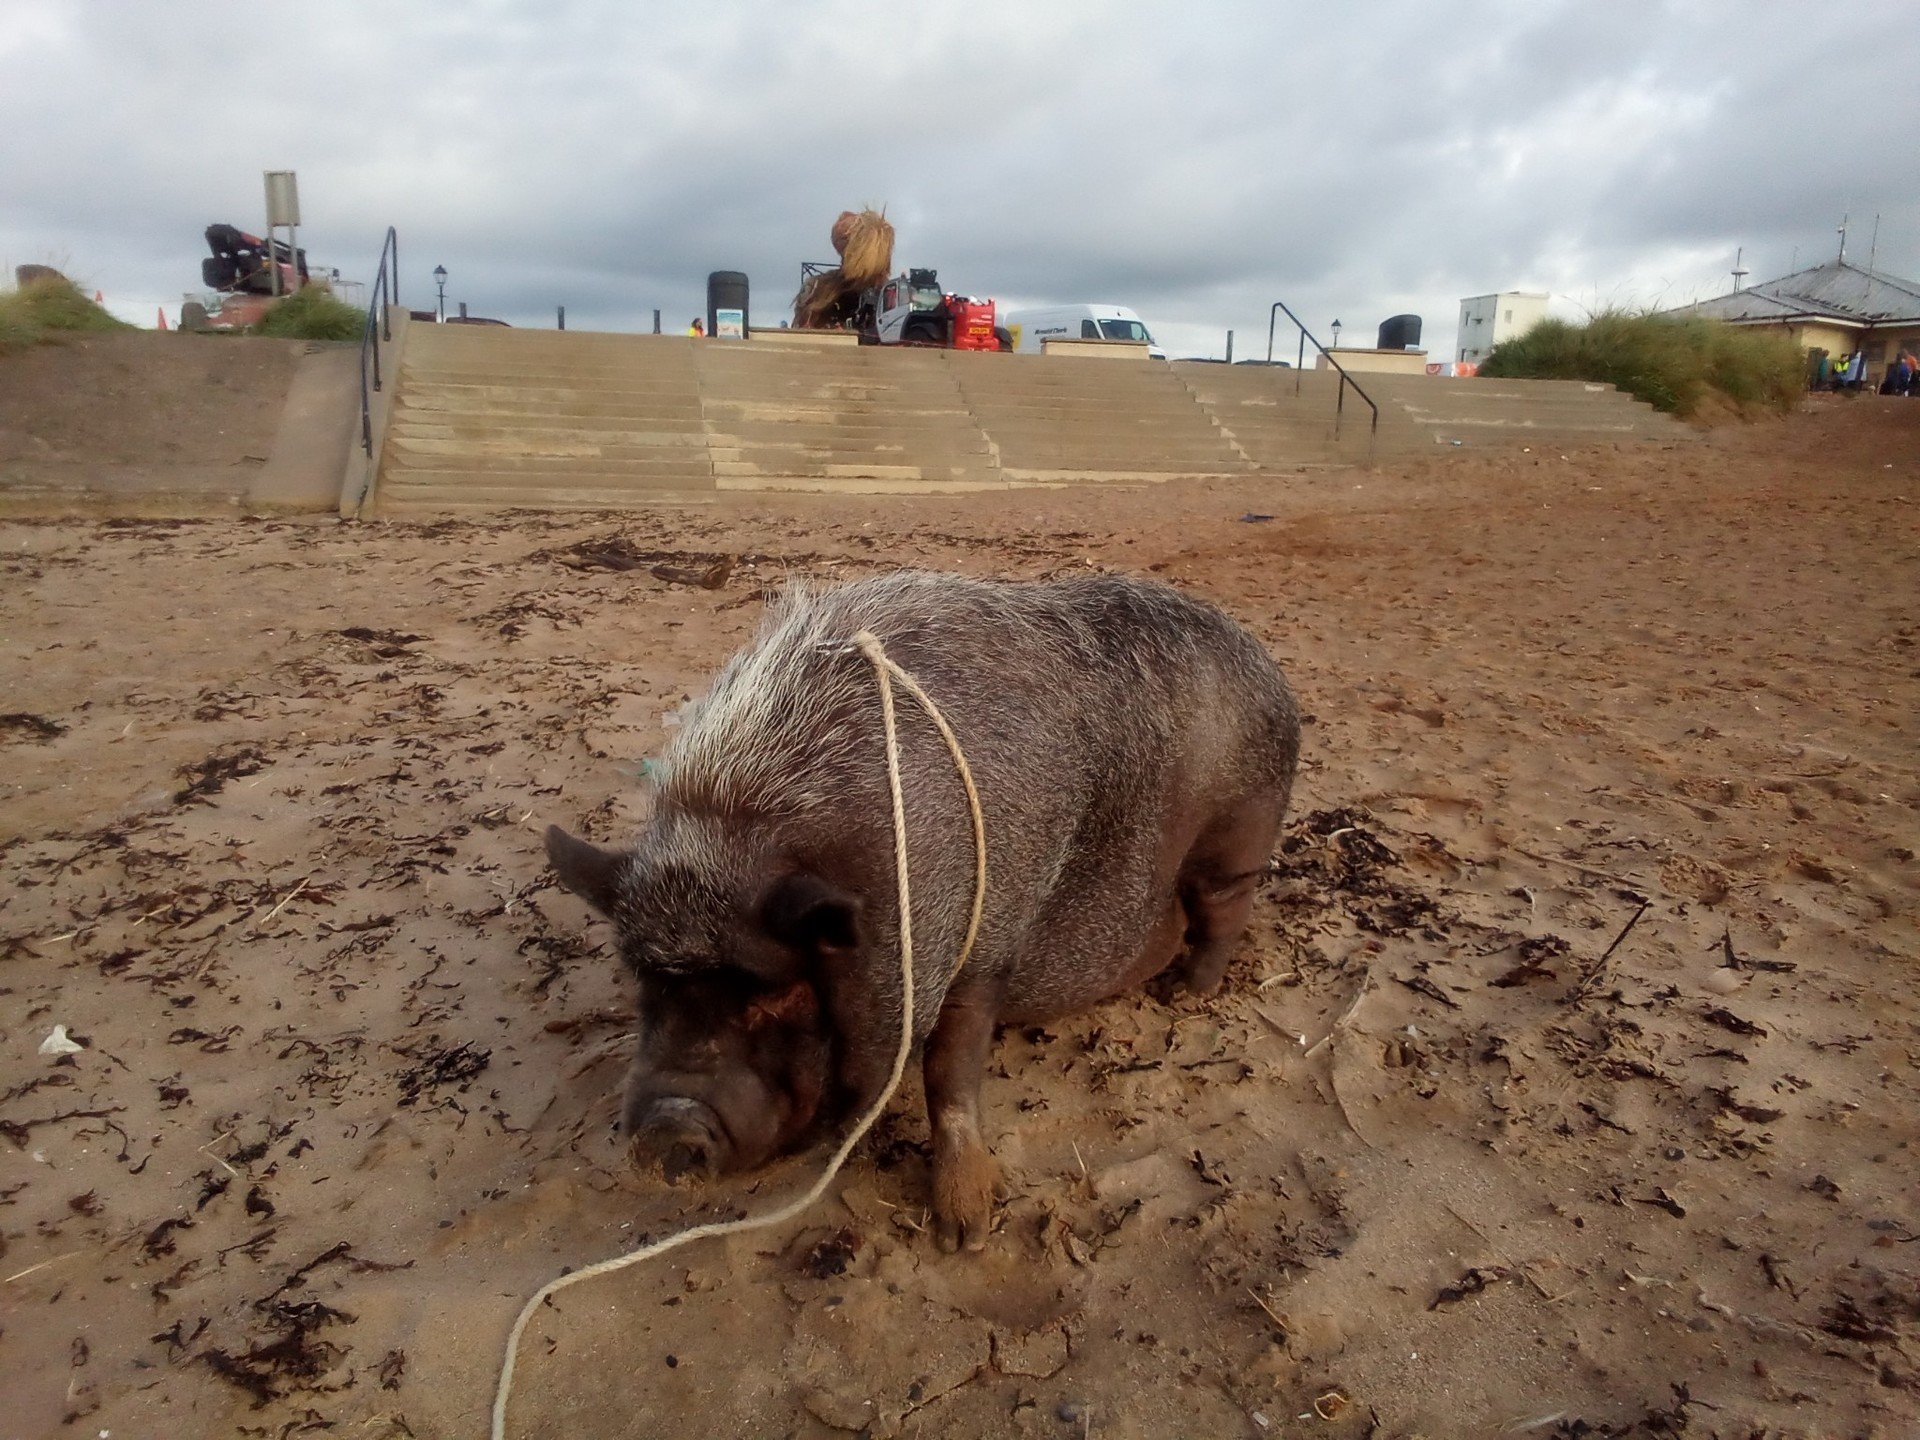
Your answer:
[1098,318,1152,343]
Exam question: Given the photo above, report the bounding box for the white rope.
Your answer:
[491,628,986,1439]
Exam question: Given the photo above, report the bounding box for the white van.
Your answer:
[1000,304,1165,359]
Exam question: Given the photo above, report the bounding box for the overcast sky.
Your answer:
[5,1,1916,359]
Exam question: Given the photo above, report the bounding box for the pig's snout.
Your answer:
[626,1096,727,1185]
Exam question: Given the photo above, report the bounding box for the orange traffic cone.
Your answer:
[94,290,104,302]
[156,308,169,331]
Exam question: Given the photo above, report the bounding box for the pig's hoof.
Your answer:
[1178,951,1232,995]
[932,1147,1001,1254]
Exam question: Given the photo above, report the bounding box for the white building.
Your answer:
[1455,291,1549,366]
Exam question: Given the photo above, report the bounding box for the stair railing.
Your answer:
[357,227,401,458]
[1266,299,1378,462]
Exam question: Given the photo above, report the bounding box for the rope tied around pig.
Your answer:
[492,629,988,1439]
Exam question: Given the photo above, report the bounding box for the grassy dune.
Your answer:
[1480,310,1803,417]
[0,276,132,352]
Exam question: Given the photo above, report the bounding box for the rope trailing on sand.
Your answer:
[491,628,987,1439]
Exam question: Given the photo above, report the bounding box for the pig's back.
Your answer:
[666,571,1298,1016]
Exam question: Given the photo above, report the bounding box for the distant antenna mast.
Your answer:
[1837,212,1849,264]
[1868,213,1880,273]
[1731,247,1748,291]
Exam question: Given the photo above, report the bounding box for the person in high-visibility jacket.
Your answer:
[687,317,705,337]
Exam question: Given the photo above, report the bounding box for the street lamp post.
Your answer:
[433,265,448,323]
[1330,318,1342,351]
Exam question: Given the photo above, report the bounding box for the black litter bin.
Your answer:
[1377,314,1422,350]
[707,271,749,339]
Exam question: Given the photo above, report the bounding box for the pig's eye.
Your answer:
[621,942,671,975]
[711,964,773,999]
[644,962,763,1003]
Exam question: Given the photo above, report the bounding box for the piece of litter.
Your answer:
[40,1025,85,1057]
[1238,513,1275,523]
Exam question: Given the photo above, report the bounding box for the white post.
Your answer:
[264,171,301,298]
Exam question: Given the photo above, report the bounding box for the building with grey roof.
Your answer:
[1668,259,1920,389]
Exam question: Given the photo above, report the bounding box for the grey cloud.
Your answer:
[2,1,1913,355]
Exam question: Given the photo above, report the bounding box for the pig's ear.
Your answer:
[545,825,626,916]
[759,872,861,962]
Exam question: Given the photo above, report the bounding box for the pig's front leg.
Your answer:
[923,977,1003,1252]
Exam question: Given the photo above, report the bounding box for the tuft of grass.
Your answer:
[252,283,364,342]
[1479,309,1803,418]
[0,276,133,353]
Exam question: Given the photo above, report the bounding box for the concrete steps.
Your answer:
[1369,373,1697,448]
[1174,363,1699,466]
[360,321,1699,515]
[950,352,1249,476]
[1173,365,1382,466]
[378,480,722,512]
[375,327,714,512]
[693,342,998,486]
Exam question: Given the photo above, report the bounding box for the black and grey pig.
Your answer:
[546,570,1299,1251]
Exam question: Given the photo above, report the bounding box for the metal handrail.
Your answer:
[357,227,400,457]
[1266,299,1379,461]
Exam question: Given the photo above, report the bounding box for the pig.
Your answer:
[545,569,1299,1251]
